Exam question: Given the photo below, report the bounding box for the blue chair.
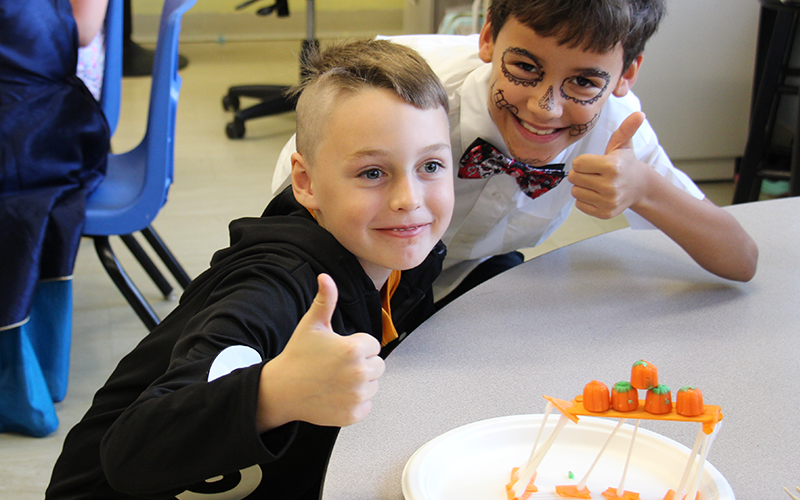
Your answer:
[101,0,190,318]
[100,0,123,136]
[84,0,197,331]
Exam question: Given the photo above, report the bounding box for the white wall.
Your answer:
[632,0,760,180]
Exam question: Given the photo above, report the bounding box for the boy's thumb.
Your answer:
[305,273,338,330]
[605,111,645,154]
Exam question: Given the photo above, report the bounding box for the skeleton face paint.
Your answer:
[538,85,555,111]
[501,47,544,87]
[559,70,611,106]
[569,113,599,137]
[479,18,628,172]
[493,87,519,115]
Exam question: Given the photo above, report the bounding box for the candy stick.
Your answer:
[524,401,554,468]
[513,400,553,495]
[685,421,721,500]
[574,418,627,491]
[674,424,705,498]
[615,419,640,497]
[514,412,570,498]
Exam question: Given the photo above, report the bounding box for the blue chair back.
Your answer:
[99,0,122,135]
[84,0,197,237]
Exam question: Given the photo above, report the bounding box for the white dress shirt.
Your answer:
[272,34,704,299]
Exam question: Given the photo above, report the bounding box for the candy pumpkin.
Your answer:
[583,380,610,412]
[630,360,658,390]
[644,384,672,414]
[676,386,704,417]
[611,381,638,412]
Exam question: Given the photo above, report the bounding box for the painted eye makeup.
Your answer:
[501,47,544,87]
[559,70,611,106]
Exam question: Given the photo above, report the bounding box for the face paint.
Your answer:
[500,47,544,87]
[493,88,519,115]
[559,70,611,106]
[569,113,599,137]
[538,85,554,111]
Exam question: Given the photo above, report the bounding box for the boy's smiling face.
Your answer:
[478,16,640,166]
[292,88,453,289]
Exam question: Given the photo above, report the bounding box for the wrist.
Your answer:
[257,360,292,433]
[627,162,664,216]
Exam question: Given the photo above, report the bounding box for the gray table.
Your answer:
[323,197,800,500]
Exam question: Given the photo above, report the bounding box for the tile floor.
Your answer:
[0,40,736,498]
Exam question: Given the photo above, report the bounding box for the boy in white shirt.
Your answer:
[273,0,758,306]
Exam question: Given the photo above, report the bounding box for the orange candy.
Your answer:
[644,384,672,414]
[611,381,639,412]
[676,386,704,417]
[583,380,611,412]
[630,360,658,390]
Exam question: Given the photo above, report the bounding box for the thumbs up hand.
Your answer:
[568,112,652,219]
[257,274,385,432]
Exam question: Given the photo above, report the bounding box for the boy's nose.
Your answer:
[389,176,421,212]
[528,84,563,117]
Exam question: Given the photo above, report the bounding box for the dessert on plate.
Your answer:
[507,360,723,500]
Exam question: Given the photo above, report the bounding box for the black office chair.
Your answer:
[222,0,318,139]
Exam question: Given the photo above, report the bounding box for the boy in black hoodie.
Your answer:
[46,38,454,500]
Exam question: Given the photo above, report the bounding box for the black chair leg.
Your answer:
[141,225,192,289]
[93,236,160,331]
[120,233,174,298]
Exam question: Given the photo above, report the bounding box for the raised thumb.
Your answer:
[305,273,338,331]
[605,111,645,154]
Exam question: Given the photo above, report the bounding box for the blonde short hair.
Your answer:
[290,38,449,162]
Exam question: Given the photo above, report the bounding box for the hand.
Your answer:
[257,274,385,431]
[568,112,652,219]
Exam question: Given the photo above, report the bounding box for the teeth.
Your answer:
[521,121,556,136]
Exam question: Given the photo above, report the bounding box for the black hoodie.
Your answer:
[46,188,446,500]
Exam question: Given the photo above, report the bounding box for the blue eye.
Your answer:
[360,168,383,180]
[421,161,443,174]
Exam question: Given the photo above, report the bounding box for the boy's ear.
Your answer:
[478,21,495,63]
[613,54,643,97]
[290,151,320,211]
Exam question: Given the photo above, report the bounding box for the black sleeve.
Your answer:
[99,260,317,498]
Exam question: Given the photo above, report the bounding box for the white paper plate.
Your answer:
[402,414,734,500]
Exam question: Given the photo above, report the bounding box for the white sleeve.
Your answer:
[271,134,297,195]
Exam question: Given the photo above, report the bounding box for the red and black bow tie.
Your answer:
[458,138,566,199]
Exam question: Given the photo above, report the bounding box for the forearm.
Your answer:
[101,364,275,497]
[630,170,758,282]
[69,0,108,46]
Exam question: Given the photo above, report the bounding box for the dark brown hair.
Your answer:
[487,0,666,71]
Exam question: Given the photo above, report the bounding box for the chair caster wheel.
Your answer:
[222,94,240,111]
[226,120,246,139]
